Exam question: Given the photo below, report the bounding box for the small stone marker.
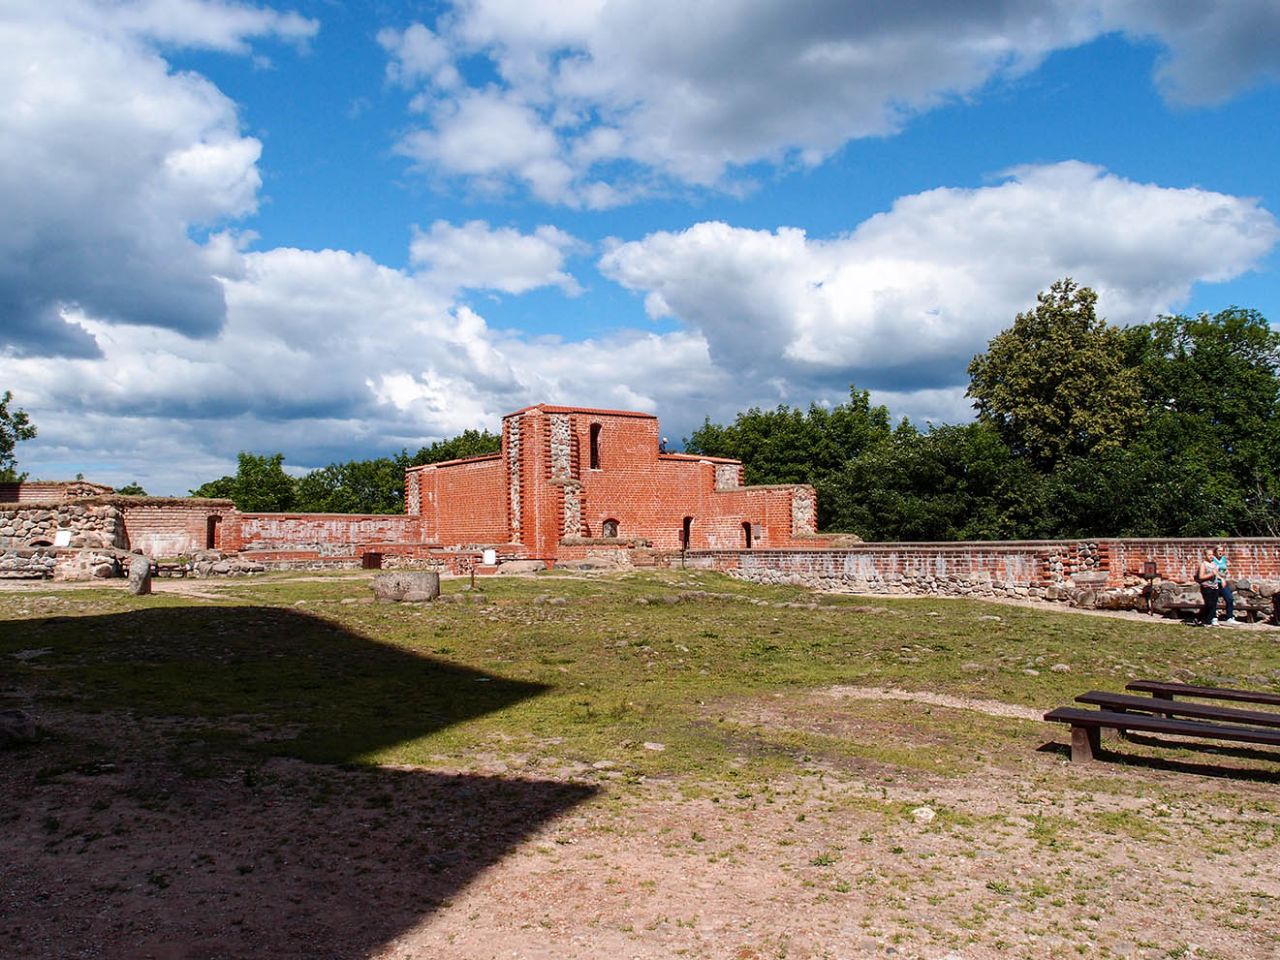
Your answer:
[127,554,152,595]
[371,571,441,603]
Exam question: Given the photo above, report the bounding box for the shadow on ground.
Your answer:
[1037,737,1280,784]
[1,606,596,960]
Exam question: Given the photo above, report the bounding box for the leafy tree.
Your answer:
[191,452,295,512]
[114,482,148,496]
[686,387,893,528]
[409,429,502,466]
[832,421,1047,540]
[294,455,409,514]
[190,475,236,500]
[1128,307,1280,535]
[967,279,1144,466]
[0,390,37,482]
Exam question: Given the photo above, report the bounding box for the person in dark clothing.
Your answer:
[1195,548,1221,626]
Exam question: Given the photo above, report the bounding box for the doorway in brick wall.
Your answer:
[681,516,693,550]
[742,521,752,548]
[206,516,221,550]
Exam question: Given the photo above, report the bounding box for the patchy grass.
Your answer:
[4,569,1280,789]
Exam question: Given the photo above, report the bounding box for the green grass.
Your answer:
[4,570,1280,783]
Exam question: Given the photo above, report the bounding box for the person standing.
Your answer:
[1213,547,1235,625]
[1195,548,1221,627]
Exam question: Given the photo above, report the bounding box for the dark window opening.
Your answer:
[681,516,693,550]
[742,521,753,548]
[589,423,602,469]
[206,515,222,550]
[602,518,619,538]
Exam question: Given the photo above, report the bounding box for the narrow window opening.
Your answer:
[589,423,602,469]
[742,521,753,548]
[206,515,222,550]
[602,518,619,538]
[681,516,693,550]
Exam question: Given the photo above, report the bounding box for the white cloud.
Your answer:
[410,220,585,296]
[396,88,576,203]
[377,22,459,89]
[600,162,1280,388]
[1102,0,1280,105]
[380,2,1280,203]
[0,1,314,356]
[6,162,1274,493]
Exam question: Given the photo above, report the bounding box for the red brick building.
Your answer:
[406,404,818,562]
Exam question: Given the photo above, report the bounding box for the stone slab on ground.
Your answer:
[371,571,441,602]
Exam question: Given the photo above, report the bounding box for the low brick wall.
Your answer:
[687,538,1280,602]
[228,513,426,554]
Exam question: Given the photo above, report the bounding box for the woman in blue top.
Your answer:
[1213,548,1235,624]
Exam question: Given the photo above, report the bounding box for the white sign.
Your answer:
[53,529,72,547]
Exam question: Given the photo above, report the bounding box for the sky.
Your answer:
[2,1,1279,495]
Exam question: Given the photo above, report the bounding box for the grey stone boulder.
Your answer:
[1150,582,1201,615]
[372,571,441,602]
[495,559,547,575]
[558,556,626,571]
[127,554,152,595]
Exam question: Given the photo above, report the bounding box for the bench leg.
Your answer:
[1070,725,1100,763]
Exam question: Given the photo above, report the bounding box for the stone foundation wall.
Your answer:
[688,538,1280,605]
[0,503,126,549]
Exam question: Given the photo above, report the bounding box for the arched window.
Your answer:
[681,516,693,550]
[589,423,602,469]
[742,521,753,548]
[602,518,619,538]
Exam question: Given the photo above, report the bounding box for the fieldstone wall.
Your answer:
[690,538,1280,612]
[506,414,523,542]
[790,488,816,537]
[714,463,741,490]
[549,413,572,479]
[0,503,126,549]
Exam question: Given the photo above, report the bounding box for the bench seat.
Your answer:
[1075,690,1280,728]
[1125,680,1280,707]
[1043,706,1280,762]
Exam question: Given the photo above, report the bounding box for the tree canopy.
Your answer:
[0,390,37,482]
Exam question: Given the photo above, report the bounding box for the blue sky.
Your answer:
[2,1,1279,493]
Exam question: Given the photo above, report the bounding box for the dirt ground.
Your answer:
[4,578,1279,959]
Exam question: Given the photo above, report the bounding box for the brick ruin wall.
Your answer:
[523,408,816,556]
[686,539,1280,600]
[410,456,509,546]
[122,502,232,556]
[228,513,427,556]
[0,480,114,503]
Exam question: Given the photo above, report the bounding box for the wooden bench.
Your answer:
[1075,690,1280,728]
[1043,706,1280,762]
[1125,680,1280,706]
[150,562,190,578]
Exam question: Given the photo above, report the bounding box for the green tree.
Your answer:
[686,387,893,529]
[1128,307,1280,535]
[832,421,1047,540]
[967,279,1144,466]
[294,455,410,514]
[409,429,502,466]
[190,475,236,500]
[0,390,37,482]
[191,452,295,512]
[114,482,148,496]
